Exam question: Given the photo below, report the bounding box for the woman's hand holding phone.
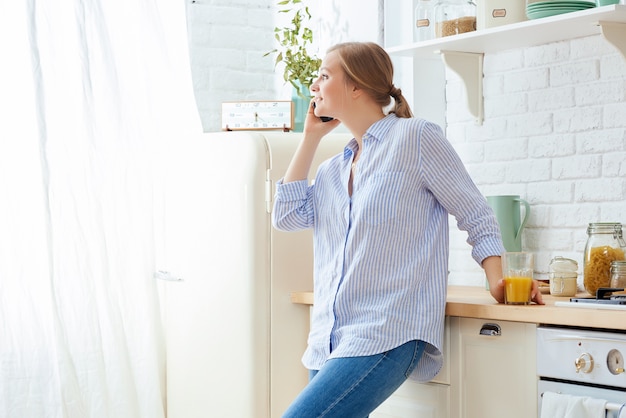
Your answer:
[313,102,333,122]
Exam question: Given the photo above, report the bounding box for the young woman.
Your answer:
[272,41,543,418]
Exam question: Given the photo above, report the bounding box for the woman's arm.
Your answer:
[273,102,341,231]
[415,123,544,305]
[283,101,341,183]
[483,256,504,303]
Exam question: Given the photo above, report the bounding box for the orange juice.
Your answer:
[504,276,532,304]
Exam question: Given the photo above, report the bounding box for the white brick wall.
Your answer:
[186,0,277,131]
[187,0,381,132]
[447,34,626,287]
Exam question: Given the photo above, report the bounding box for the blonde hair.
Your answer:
[326,42,413,118]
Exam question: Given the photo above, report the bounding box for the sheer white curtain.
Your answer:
[0,0,201,417]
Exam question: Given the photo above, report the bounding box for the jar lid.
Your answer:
[587,222,623,233]
[550,256,578,272]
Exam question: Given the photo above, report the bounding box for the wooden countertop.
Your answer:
[290,285,626,331]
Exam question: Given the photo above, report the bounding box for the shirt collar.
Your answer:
[342,113,399,161]
[366,113,398,142]
[343,141,358,162]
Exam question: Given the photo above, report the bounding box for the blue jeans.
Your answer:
[282,340,426,418]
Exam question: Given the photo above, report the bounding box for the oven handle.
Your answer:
[540,392,625,412]
[541,333,626,345]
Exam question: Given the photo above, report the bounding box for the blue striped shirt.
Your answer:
[272,114,505,381]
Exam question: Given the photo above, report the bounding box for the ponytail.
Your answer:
[389,86,413,118]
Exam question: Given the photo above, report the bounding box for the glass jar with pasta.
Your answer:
[583,222,626,296]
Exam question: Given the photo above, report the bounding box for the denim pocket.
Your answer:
[404,340,426,379]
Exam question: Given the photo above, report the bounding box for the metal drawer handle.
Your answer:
[479,323,501,336]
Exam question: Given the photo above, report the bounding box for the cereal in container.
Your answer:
[434,0,477,38]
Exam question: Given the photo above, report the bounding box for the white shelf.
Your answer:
[387,5,626,125]
[387,5,626,58]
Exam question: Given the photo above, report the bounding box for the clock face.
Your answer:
[221,101,293,131]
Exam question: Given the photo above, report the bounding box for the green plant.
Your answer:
[264,0,321,98]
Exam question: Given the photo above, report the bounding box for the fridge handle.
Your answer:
[265,169,272,213]
[154,270,184,282]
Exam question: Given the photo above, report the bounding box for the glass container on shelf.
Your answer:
[414,0,435,42]
[549,256,578,297]
[434,0,477,38]
[583,222,626,296]
[609,261,626,289]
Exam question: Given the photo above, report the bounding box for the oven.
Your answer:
[537,326,626,417]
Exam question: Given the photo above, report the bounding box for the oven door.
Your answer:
[538,379,626,418]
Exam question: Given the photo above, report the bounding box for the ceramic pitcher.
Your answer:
[486,195,530,252]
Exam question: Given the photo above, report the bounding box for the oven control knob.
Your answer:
[607,349,625,375]
[575,353,594,373]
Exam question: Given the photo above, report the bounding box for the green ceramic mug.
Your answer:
[486,195,530,252]
[597,0,620,5]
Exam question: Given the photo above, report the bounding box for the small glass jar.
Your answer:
[609,261,626,289]
[583,223,626,296]
[414,0,436,42]
[549,256,578,297]
[434,0,477,38]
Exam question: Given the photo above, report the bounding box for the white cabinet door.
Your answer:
[371,317,451,418]
[371,381,449,418]
[450,317,537,418]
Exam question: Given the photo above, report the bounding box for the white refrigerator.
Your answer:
[158,131,351,418]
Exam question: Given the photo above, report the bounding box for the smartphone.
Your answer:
[312,102,333,122]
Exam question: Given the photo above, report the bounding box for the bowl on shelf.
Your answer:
[526,0,596,20]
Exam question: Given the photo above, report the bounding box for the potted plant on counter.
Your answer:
[264,0,321,132]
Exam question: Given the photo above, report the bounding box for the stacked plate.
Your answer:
[526,0,596,20]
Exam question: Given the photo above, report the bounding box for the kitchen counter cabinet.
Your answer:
[371,317,451,418]
[371,380,450,418]
[445,285,626,330]
[449,317,536,418]
[370,315,536,418]
[291,285,626,330]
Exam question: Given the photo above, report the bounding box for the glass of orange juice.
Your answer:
[502,252,534,305]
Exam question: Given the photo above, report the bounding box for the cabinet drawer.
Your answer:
[371,381,450,418]
[450,317,537,418]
